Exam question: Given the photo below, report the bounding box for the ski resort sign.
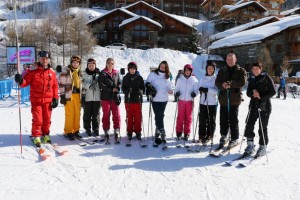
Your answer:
[6,46,36,65]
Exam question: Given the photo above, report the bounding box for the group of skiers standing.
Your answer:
[14,51,276,158]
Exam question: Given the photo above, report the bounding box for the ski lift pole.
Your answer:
[14,0,22,154]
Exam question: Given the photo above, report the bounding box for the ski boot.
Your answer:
[42,135,51,144]
[114,129,120,144]
[74,131,82,139]
[244,140,255,156]
[64,133,75,141]
[32,136,41,147]
[85,129,92,137]
[255,145,266,158]
[104,130,110,145]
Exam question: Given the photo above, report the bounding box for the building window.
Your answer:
[178,37,181,43]
[113,21,118,28]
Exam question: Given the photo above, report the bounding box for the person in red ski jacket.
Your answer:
[15,51,59,147]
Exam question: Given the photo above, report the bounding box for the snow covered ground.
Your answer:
[0,85,300,200]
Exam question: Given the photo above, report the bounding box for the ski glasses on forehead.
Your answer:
[39,51,50,58]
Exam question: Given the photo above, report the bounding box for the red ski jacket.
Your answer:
[20,63,59,104]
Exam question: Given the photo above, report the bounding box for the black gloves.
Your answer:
[114,93,121,105]
[51,98,58,108]
[145,83,156,97]
[175,91,181,97]
[199,87,208,93]
[60,95,66,105]
[191,92,196,98]
[81,95,86,107]
[15,74,23,84]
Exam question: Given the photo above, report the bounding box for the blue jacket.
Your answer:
[280,78,286,88]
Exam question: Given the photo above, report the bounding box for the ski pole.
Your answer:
[227,89,232,153]
[238,105,251,152]
[147,95,153,141]
[14,2,22,154]
[258,108,269,163]
[140,93,146,142]
[192,93,201,143]
[206,100,213,153]
[172,100,178,138]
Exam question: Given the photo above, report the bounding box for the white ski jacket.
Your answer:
[198,75,218,105]
[146,71,172,102]
[174,74,199,101]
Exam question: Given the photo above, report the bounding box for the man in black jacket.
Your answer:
[215,53,247,149]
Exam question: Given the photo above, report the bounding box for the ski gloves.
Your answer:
[175,91,181,97]
[51,98,59,108]
[128,88,143,95]
[191,92,196,98]
[199,87,208,94]
[60,95,66,105]
[145,83,156,97]
[176,91,196,98]
[15,74,23,84]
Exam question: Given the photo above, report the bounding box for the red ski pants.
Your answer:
[176,100,193,135]
[31,102,52,137]
[101,100,121,131]
[125,103,142,133]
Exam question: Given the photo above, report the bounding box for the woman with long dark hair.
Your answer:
[145,61,173,147]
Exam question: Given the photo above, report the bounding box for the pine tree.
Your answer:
[185,25,200,54]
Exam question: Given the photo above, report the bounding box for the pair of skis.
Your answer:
[225,153,265,167]
[209,142,239,157]
[31,141,68,161]
[126,139,148,148]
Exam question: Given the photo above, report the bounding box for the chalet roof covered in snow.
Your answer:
[119,16,162,28]
[87,8,137,24]
[280,7,300,16]
[209,16,279,42]
[220,1,267,14]
[209,15,300,50]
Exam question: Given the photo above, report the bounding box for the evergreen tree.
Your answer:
[185,25,200,54]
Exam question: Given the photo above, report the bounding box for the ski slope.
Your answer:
[0,89,299,200]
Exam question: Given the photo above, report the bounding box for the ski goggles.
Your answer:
[39,51,50,58]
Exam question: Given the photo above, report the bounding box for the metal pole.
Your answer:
[14,0,22,154]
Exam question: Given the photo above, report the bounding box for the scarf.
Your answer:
[70,65,81,88]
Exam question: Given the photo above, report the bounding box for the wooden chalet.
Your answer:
[87,1,195,49]
[214,1,267,32]
[200,0,235,20]
[89,0,203,19]
[208,15,300,76]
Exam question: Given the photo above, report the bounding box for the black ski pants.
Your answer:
[83,101,101,132]
[244,108,270,145]
[198,104,217,139]
[219,105,239,141]
[152,101,167,131]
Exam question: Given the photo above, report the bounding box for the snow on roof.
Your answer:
[124,1,195,29]
[220,1,267,14]
[87,8,137,24]
[210,16,279,41]
[64,7,108,22]
[209,15,300,50]
[119,16,162,28]
[280,7,300,16]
